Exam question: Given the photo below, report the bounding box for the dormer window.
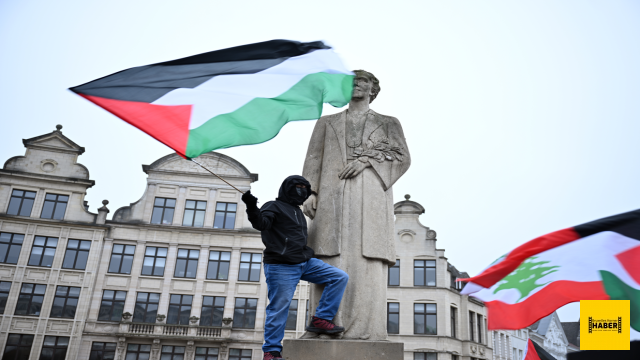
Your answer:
[151,198,176,225]
[7,190,36,217]
[40,194,68,220]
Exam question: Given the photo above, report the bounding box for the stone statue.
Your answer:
[302,70,410,340]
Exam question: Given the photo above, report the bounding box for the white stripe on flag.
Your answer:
[151,49,353,129]
[460,281,485,295]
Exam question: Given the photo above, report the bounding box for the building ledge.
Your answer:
[0,214,109,228]
[0,168,95,187]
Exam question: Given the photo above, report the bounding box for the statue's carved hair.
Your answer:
[353,69,380,103]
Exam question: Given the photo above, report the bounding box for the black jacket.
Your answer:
[246,176,315,264]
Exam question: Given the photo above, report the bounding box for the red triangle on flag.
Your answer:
[616,245,640,285]
[523,339,542,360]
[79,94,192,157]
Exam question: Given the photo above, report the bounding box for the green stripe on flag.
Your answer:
[600,270,640,331]
[185,72,354,158]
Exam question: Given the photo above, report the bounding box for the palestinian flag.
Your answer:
[523,339,557,360]
[460,209,640,331]
[70,40,353,159]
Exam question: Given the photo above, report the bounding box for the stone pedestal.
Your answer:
[283,339,404,360]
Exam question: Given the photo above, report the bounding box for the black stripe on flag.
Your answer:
[574,208,640,241]
[70,40,329,103]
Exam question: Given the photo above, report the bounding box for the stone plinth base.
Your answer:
[283,338,404,360]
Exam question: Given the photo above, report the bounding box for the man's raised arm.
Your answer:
[242,191,274,231]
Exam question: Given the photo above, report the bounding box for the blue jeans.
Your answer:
[262,258,348,353]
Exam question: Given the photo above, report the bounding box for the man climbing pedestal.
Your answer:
[242,175,349,360]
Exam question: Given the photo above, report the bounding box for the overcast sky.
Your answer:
[2,1,639,333]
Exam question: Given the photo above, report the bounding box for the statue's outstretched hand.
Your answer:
[303,194,317,219]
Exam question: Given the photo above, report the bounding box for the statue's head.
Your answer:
[352,70,380,103]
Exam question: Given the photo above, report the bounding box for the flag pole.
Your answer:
[190,158,245,194]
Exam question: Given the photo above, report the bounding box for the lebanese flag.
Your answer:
[70,40,353,159]
[522,339,556,360]
[460,209,640,331]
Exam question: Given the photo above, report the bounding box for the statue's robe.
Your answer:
[302,109,410,340]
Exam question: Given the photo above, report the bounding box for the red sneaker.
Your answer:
[263,351,283,360]
[305,316,345,334]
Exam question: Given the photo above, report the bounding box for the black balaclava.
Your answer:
[277,175,311,206]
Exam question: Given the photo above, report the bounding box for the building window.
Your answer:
[15,283,46,316]
[151,197,176,225]
[183,200,207,227]
[414,260,436,286]
[452,356,459,360]
[50,286,80,318]
[39,336,69,360]
[388,260,400,286]
[233,298,257,328]
[62,239,91,270]
[286,299,298,330]
[206,251,231,280]
[40,194,68,220]
[27,236,58,267]
[174,249,199,278]
[469,311,475,341]
[414,353,437,360]
[229,349,251,360]
[161,346,185,360]
[387,302,400,334]
[414,303,437,335]
[306,300,309,328]
[477,314,483,343]
[3,334,34,360]
[7,190,36,217]
[108,244,135,274]
[0,281,11,314]
[90,342,117,360]
[0,232,24,264]
[451,307,457,338]
[213,202,237,229]
[141,246,167,276]
[195,347,219,360]
[519,349,523,359]
[201,296,225,327]
[126,344,151,360]
[134,292,160,323]
[167,294,192,325]
[238,253,261,282]
[98,290,127,321]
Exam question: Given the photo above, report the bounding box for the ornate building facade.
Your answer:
[491,311,577,360]
[390,196,492,360]
[1,126,492,360]
[0,126,110,360]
